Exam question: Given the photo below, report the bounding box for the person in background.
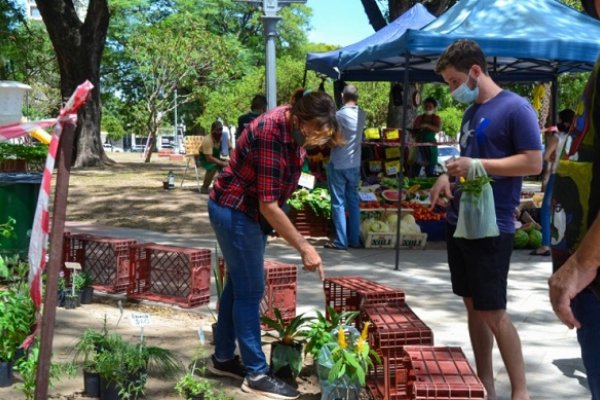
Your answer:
[429,39,542,400]
[237,94,268,141]
[549,1,600,397]
[531,109,575,256]
[198,120,229,194]
[411,96,442,177]
[219,119,232,159]
[324,84,366,250]
[207,89,342,400]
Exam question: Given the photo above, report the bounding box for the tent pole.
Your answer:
[551,77,558,125]
[394,54,411,271]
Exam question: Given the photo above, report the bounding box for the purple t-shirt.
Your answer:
[447,90,542,233]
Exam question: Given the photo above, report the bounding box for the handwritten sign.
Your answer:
[64,262,81,270]
[130,313,151,327]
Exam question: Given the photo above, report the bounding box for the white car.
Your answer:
[102,143,123,152]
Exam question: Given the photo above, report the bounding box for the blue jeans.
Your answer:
[208,199,268,375]
[572,289,600,399]
[540,173,555,246]
[327,165,361,248]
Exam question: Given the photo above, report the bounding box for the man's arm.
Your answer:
[549,210,600,329]
[446,150,542,178]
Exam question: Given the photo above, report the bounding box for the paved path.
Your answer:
[59,222,590,400]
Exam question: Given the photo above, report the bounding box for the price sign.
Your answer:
[64,262,81,270]
[130,313,151,327]
[298,172,315,189]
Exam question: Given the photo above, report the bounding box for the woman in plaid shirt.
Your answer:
[207,89,343,399]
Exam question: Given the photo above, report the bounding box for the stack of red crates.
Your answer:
[128,243,211,308]
[404,346,485,400]
[363,302,434,400]
[68,234,136,293]
[323,276,406,325]
[261,260,297,328]
[215,258,297,328]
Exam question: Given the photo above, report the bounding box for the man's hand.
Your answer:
[548,255,598,329]
[445,156,473,178]
[428,174,453,210]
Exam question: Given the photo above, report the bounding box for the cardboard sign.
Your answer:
[64,262,81,270]
[298,172,315,189]
[130,313,151,327]
[359,192,378,202]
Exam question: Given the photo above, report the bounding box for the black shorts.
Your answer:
[446,224,514,310]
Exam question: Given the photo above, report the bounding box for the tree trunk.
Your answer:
[35,0,110,168]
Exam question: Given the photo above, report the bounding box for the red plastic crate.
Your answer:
[323,276,405,322]
[60,231,72,283]
[405,346,485,400]
[261,260,297,329]
[364,303,433,400]
[363,303,434,356]
[128,243,211,308]
[69,234,136,293]
[367,351,411,400]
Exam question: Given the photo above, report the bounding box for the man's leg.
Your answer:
[477,306,529,400]
[342,168,361,247]
[328,167,348,248]
[463,297,496,399]
[572,290,600,400]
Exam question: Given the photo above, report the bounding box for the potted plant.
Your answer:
[71,325,110,397]
[317,323,381,400]
[304,307,359,364]
[15,339,74,400]
[57,272,67,308]
[74,270,94,304]
[260,309,312,386]
[94,334,180,400]
[0,285,36,387]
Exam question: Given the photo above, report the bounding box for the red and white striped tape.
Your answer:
[28,80,93,308]
[0,120,58,142]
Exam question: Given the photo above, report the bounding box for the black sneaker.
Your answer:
[241,373,300,399]
[206,355,247,380]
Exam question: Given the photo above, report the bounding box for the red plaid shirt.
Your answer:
[210,106,306,221]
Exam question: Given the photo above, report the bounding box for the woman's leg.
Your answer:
[208,200,268,374]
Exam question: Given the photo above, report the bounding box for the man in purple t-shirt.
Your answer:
[429,40,542,400]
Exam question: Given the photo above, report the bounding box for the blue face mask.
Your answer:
[452,73,479,104]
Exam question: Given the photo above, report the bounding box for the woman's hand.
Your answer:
[300,244,325,281]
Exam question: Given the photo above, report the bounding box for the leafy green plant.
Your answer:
[260,309,312,379]
[304,307,359,359]
[73,270,93,291]
[175,372,211,399]
[325,323,380,387]
[71,324,109,371]
[287,187,332,219]
[94,333,181,398]
[0,286,36,362]
[15,339,75,400]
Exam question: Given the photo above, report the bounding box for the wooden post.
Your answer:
[34,122,76,400]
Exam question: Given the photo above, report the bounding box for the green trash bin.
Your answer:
[0,172,42,257]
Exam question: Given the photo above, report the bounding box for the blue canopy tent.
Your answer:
[309,0,600,83]
[304,3,436,82]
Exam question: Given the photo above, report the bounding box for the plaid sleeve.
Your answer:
[254,119,283,203]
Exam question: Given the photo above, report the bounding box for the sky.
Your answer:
[305,0,376,47]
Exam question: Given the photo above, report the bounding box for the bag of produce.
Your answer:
[454,159,499,239]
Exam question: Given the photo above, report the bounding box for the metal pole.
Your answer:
[174,89,178,151]
[34,122,76,400]
[262,15,281,110]
[394,56,411,271]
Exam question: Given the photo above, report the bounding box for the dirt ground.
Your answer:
[0,152,323,400]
